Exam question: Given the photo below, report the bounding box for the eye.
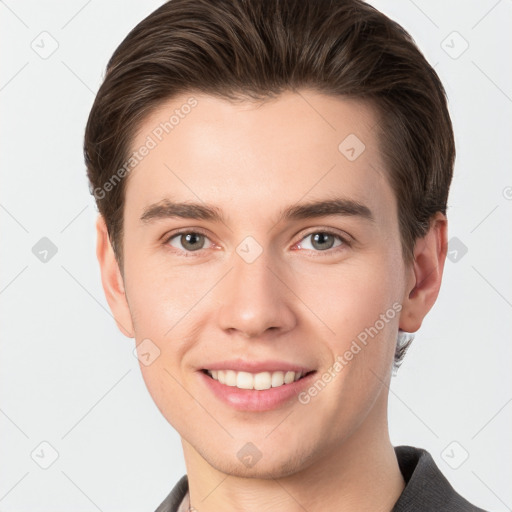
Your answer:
[165,230,214,253]
[163,228,350,256]
[296,230,348,252]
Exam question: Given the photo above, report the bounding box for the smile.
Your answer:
[203,369,313,390]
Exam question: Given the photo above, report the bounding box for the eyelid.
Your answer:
[297,226,352,243]
[163,227,211,242]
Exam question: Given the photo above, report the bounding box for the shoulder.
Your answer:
[154,474,188,512]
[392,445,490,512]
[154,448,492,512]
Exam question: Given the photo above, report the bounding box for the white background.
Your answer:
[1,0,511,510]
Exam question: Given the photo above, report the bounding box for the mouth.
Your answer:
[201,368,316,391]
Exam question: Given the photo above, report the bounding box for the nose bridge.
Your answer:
[215,245,296,337]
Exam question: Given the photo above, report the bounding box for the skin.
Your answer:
[96,90,447,511]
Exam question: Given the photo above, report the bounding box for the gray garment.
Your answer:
[155,445,489,512]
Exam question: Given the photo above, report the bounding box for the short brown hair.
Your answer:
[84,0,455,364]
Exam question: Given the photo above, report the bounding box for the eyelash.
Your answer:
[163,228,351,257]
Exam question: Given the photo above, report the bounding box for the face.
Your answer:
[108,90,418,478]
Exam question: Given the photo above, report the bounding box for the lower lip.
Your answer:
[198,370,317,412]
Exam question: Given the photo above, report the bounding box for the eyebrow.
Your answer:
[140,197,374,225]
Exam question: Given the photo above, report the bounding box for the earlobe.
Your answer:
[399,213,448,333]
[95,214,135,338]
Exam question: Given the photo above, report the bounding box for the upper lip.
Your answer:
[201,358,315,374]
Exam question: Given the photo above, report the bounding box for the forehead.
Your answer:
[124,90,395,227]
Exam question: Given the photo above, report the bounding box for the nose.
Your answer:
[216,250,297,339]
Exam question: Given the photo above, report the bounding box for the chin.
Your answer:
[202,443,317,480]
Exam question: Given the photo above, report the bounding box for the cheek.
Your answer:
[123,251,200,331]
[294,254,402,333]
[138,361,198,432]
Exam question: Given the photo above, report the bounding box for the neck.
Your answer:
[182,388,405,512]
[181,394,404,512]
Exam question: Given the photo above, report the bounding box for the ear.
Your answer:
[95,214,134,338]
[399,212,448,333]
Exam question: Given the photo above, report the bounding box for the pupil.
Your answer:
[313,233,334,250]
[183,233,203,251]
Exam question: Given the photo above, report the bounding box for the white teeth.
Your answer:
[225,370,237,386]
[271,371,284,387]
[237,371,254,389]
[284,371,295,384]
[207,369,305,390]
[254,371,272,390]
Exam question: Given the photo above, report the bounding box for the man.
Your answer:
[84,0,488,510]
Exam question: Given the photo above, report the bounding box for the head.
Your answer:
[86,0,453,478]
